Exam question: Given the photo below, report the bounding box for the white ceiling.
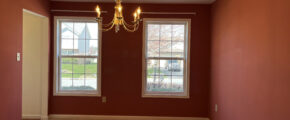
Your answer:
[51,0,216,4]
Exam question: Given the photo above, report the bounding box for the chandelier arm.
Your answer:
[135,22,140,30]
[102,19,114,27]
[133,22,140,31]
[102,23,115,32]
[122,22,138,32]
[122,24,134,32]
[127,21,140,32]
[123,20,137,28]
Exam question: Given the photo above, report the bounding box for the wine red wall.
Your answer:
[49,2,211,117]
[210,0,290,120]
[0,0,49,120]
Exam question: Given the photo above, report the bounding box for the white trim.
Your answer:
[22,10,49,120]
[22,115,41,119]
[51,9,108,13]
[41,115,49,120]
[23,9,46,18]
[49,115,209,120]
[142,12,196,15]
[50,9,196,15]
[40,15,50,120]
[142,18,191,98]
[22,115,49,120]
[50,0,216,4]
[53,16,59,97]
[53,16,102,97]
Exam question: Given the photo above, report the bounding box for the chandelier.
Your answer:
[95,0,142,33]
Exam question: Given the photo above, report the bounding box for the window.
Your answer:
[142,19,191,98]
[54,17,101,96]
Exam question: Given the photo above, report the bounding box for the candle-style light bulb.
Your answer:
[137,7,141,14]
[134,12,137,22]
[96,5,101,18]
[136,6,141,19]
[134,12,137,18]
[118,5,122,12]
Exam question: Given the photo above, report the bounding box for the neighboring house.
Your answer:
[61,23,92,55]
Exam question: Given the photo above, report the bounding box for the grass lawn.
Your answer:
[61,63,97,78]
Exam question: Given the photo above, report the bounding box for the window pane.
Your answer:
[159,76,171,92]
[147,76,172,92]
[86,40,98,56]
[74,23,86,39]
[160,25,172,41]
[160,60,171,76]
[73,40,86,56]
[73,58,85,73]
[171,60,184,76]
[73,73,85,88]
[172,76,184,92]
[148,24,160,40]
[159,75,172,92]
[172,42,184,57]
[61,50,74,56]
[147,41,159,57]
[86,23,98,39]
[172,25,185,41]
[61,73,73,90]
[61,22,73,39]
[85,58,97,73]
[85,74,97,90]
[61,39,74,55]
[147,59,160,76]
[160,41,171,57]
[146,76,160,91]
[61,58,72,73]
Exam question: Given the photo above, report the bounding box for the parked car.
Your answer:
[166,60,181,72]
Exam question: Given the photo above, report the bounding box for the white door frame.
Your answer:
[22,9,49,120]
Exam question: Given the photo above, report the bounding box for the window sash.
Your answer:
[146,57,184,60]
[58,57,98,91]
[54,17,101,96]
[143,19,190,98]
[60,55,98,58]
[144,58,186,93]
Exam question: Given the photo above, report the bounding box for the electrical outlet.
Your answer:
[215,104,218,112]
[102,96,107,103]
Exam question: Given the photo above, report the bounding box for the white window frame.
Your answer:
[53,16,102,96]
[142,18,191,98]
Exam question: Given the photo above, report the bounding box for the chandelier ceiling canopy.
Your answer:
[95,0,142,33]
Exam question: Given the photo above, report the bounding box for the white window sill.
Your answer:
[54,92,101,97]
[142,93,190,99]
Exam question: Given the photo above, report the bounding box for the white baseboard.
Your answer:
[23,115,41,119]
[49,114,209,120]
[41,115,49,120]
[22,114,49,120]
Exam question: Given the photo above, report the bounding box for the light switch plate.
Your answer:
[17,53,21,62]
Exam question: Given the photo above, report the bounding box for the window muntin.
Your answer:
[143,19,190,98]
[55,17,101,96]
